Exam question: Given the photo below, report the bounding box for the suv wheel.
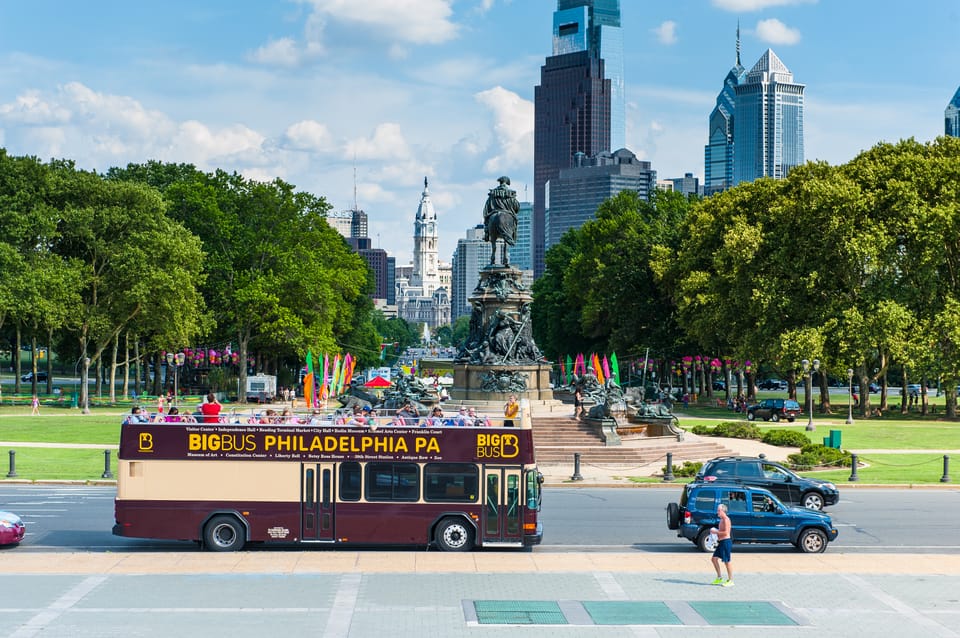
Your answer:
[801,491,824,511]
[770,413,780,422]
[697,529,718,553]
[797,528,828,553]
[746,412,756,421]
[666,503,680,531]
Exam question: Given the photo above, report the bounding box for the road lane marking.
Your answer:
[12,575,106,638]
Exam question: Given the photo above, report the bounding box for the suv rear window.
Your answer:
[785,400,800,409]
[693,488,716,511]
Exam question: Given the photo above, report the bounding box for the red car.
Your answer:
[0,510,25,546]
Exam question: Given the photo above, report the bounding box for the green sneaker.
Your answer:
[721,580,735,587]
[711,577,724,585]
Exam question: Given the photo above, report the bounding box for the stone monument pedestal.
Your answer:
[449,363,554,402]
[451,263,553,404]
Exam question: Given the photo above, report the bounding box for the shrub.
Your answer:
[662,460,703,477]
[689,422,761,439]
[787,443,851,469]
[761,429,811,448]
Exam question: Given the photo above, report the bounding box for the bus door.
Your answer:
[481,467,523,545]
[301,463,335,542]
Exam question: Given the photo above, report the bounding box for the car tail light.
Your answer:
[683,511,691,525]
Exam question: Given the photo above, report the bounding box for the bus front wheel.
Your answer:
[435,517,474,552]
[204,515,246,552]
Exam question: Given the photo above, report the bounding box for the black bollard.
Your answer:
[570,452,584,481]
[941,455,951,483]
[848,453,859,482]
[102,449,114,479]
[664,452,675,482]
[6,450,16,478]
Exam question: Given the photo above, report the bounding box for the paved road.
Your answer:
[3,485,959,553]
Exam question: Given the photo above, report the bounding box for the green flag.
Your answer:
[565,355,573,383]
[610,352,620,384]
[306,350,314,374]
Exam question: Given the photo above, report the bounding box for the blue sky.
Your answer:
[0,0,957,264]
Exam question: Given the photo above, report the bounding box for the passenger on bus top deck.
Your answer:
[125,405,151,424]
[454,406,471,426]
[428,406,444,427]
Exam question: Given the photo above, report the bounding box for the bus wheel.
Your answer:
[435,517,474,552]
[204,515,246,552]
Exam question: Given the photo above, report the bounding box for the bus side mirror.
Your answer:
[537,472,544,485]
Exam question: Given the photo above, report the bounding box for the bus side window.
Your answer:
[339,462,362,502]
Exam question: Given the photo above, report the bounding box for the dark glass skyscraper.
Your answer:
[534,0,621,277]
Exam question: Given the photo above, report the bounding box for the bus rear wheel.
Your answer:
[204,515,246,552]
[435,517,474,552]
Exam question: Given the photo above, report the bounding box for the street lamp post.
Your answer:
[846,368,855,425]
[802,358,820,431]
[166,352,185,407]
[82,357,91,414]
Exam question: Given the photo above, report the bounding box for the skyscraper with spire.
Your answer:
[704,28,746,196]
[733,49,805,185]
[396,178,450,328]
[946,86,960,137]
[533,0,622,278]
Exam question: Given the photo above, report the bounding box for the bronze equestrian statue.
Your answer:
[483,176,519,267]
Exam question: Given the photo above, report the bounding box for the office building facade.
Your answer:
[733,49,804,185]
[545,148,656,251]
[534,0,621,278]
[704,31,746,196]
[450,225,492,321]
[947,86,960,137]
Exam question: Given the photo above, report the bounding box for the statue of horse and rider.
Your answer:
[484,176,519,267]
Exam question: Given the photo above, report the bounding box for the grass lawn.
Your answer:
[805,453,952,485]
[3,447,116,481]
[0,413,123,445]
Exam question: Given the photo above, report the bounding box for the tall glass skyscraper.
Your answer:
[534,0,621,278]
[704,30,746,196]
[946,86,960,137]
[733,49,804,185]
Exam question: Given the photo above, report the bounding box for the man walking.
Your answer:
[710,503,734,586]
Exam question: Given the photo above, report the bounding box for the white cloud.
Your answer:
[170,120,265,163]
[0,90,72,125]
[755,18,802,45]
[305,0,458,44]
[283,120,335,152]
[712,0,816,10]
[249,37,305,67]
[474,86,533,173]
[653,21,678,45]
[345,123,411,160]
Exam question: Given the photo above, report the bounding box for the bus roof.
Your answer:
[119,422,535,465]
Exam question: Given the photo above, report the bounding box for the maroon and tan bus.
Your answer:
[113,419,543,551]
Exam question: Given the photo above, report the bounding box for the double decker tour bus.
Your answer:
[113,416,543,552]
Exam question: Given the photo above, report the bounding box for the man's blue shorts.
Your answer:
[712,538,732,563]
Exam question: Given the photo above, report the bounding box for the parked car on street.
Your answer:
[746,398,801,422]
[694,456,839,510]
[757,379,787,390]
[712,380,726,391]
[19,371,48,383]
[666,482,838,553]
[0,510,25,546]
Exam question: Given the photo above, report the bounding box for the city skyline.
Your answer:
[0,0,956,265]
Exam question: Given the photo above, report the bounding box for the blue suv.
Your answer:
[667,482,839,553]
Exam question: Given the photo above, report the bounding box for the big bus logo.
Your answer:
[476,433,519,459]
[138,432,154,452]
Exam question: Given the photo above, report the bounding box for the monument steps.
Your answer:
[530,415,735,465]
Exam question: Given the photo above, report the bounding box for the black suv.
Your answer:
[20,371,48,383]
[746,398,800,422]
[666,482,838,553]
[695,456,839,510]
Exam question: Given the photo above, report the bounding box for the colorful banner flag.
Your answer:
[565,354,573,384]
[330,354,342,397]
[342,353,353,388]
[602,355,611,382]
[303,372,314,408]
[610,352,620,384]
[592,353,604,384]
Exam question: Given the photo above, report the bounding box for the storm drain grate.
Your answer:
[582,601,682,625]
[473,600,567,625]
[689,601,798,626]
